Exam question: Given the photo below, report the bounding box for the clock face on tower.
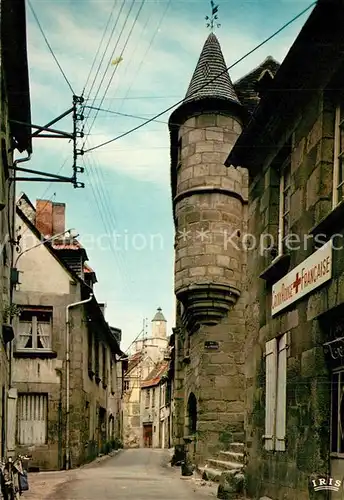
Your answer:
[156,321,160,325]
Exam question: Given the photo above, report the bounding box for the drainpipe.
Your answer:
[65,293,93,470]
[9,152,32,387]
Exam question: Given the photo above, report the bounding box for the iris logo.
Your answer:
[311,477,342,492]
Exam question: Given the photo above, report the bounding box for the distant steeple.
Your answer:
[151,307,167,339]
[152,307,166,323]
[184,33,241,106]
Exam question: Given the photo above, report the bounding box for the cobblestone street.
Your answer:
[25,449,218,500]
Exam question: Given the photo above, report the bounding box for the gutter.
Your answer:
[65,293,93,470]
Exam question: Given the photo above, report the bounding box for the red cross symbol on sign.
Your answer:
[292,272,302,293]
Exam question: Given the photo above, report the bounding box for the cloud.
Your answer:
[25,0,312,347]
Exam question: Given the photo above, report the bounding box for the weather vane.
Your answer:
[205,0,220,31]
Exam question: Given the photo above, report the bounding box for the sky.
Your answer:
[21,0,315,351]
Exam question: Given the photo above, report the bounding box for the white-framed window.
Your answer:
[16,307,52,351]
[277,161,291,256]
[333,104,344,208]
[152,388,155,408]
[264,333,288,451]
[17,393,48,445]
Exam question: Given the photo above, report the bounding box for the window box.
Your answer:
[260,254,291,283]
[14,349,57,359]
[309,199,344,240]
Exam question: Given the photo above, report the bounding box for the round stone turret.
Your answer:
[169,33,247,331]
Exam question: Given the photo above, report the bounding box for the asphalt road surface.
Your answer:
[43,449,217,499]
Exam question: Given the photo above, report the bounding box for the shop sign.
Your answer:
[323,337,344,368]
[272,240,332,316]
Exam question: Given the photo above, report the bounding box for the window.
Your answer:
[17,394,48,445]
[102,345,107,385]
[331,370,344,455]
[145,389,150,409]
[277,161,291,256]
[264,334,288,451]
[95,338,99,378]
[333,104,344,208]
[177,138,182,169]
[123,380,130,392]
[152,388,155,408]
[88,329,93,374]
[17,308,52,350]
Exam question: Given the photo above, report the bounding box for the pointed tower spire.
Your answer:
[184,33,240,106]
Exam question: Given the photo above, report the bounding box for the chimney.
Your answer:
[52,202,65,235]
[36,199,53,237]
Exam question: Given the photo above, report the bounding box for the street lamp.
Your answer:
[12,228,78,285]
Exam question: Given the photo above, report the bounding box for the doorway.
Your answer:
[143,424,152,448]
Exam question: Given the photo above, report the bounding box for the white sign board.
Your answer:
[271,240,332,316]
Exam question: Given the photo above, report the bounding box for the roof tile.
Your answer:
[184,33,240,105]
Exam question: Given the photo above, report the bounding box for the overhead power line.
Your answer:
[84,1,316,154]
[85,0,146,139]
[82,0,118,96]
[28,0,75,95]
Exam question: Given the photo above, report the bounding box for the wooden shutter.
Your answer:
[264,338,277,451]
[275,334,287,451]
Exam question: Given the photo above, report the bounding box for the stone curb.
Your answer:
[79,449,122,469]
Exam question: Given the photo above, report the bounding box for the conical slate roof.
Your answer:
[152,307,166,322]
[184,33,240,105]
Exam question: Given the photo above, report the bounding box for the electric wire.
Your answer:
[27,0,75,95]
[85,0,145,141]
[82,0,118,97]
[78,0,147,289]
[105,6,153,115]
[84,1,316,154]
[82,0,128,139]
[81,155,132,295]
[108,0,171,116]
[82,0,127,131]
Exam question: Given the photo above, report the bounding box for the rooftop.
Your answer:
[184,33,240,106]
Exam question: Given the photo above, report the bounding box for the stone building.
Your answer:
[140,359,171,448]
[11,194,124,470]
[168,31,279,469]
[122,308,168,448]
[226,0,344,498]
[0,0,32,460]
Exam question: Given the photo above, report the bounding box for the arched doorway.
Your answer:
[187,392,197,435]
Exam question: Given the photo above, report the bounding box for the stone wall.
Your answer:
[245,89,338,499]
[0,61,15,459]
[172,112,248,465]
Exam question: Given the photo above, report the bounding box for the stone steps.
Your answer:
[206,458,243,472]
[198,466,222,483]
[227,442,244,454]
[218,450,244,463]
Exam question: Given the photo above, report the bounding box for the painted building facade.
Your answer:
[122,308,168,448]
[11,194,124,470]
[227,0,344,498]
[141,359,172,449]
[0,0,32,460]
[168,31,279,469]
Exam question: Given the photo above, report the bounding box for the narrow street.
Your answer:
[27,449,217,500]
